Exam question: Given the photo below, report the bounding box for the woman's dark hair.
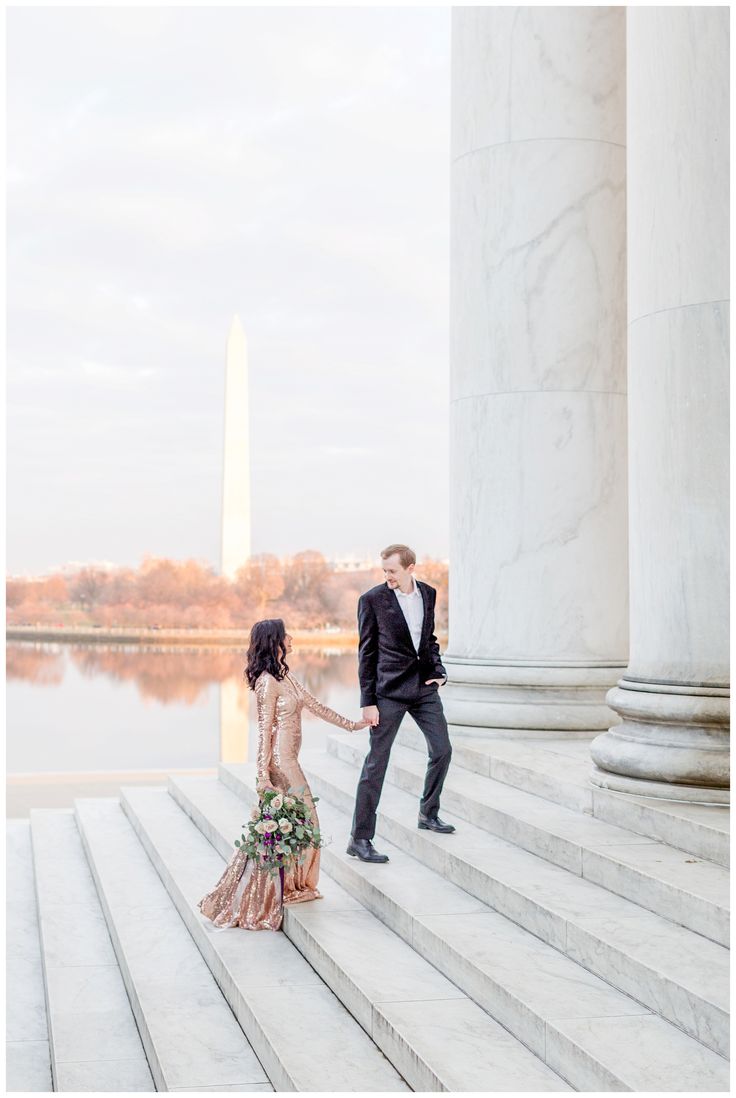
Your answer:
[245,619,289,688]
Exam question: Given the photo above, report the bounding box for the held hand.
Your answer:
[362,705,380,727]
[425,678,444,686]
[351,718,372,731]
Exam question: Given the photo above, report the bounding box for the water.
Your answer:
[6,641,363,817]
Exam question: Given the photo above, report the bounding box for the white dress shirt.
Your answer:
[394,576,424,652]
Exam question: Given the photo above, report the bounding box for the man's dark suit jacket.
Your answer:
[357,581,447,706]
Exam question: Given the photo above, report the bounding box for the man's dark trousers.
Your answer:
[351,682,452,841]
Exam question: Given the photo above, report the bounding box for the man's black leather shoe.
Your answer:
[418,814,456,834]
[346,838,389,863]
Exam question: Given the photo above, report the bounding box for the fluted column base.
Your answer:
[590,678,730,803]
[443,657,625,734]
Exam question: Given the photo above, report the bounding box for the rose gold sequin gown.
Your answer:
[198,670,357,931]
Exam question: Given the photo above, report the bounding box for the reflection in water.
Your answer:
[220,678,250,763]
[6,641,362,816]
[67,645,244,704]
[6,644,64,685]
[7,643,359,704]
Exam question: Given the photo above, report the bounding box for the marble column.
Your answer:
[446,7,629,733]
[591,8,729,801]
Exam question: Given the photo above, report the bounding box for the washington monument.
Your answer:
[221,315,251,579]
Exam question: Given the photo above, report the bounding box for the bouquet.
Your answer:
[234,788,323,877]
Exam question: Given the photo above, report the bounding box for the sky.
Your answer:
[7,7,451,577]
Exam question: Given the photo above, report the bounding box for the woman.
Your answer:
[198,619,368,930]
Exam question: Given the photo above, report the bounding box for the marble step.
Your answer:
[28,809,154,1092]
[327,732,729,946]
[119,784,407,1093]
[73,796,272,1093]
[396,726,599,814]
[253,752,730,1058]
[168,774,572,1092]
[216,766,729,1090]
[396,725,730,867]
[6,820,53,1093]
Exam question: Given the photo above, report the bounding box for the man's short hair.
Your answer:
[380,544,416,569]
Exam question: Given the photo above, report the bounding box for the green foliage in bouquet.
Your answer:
[234,787,323,877]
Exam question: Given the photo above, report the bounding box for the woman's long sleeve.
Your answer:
[255,674,278,787]
[292,676,357,731]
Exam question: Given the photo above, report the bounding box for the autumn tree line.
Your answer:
[6,553,449,632]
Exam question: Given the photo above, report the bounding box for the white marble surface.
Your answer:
[286,903,465,1036]
[122,784,408,1093]
[296,750,729,1053]
[302,753,647,932]
[627,7,728,321]
[452,7,625,157]
[592,787,729,866]
[566,909,729,1057]
[375,998,571,1092]
[582,843,728,946]
[254,983,408,1094]
[392,725,729,864]
[316,781,728,1061]
[171,1087,272,1093]
[74,797,269,1092]
[547,1013,729,1092]
[413,910,647,1060]
[6,1041,54,1093]
[30,809,155,1092]
[310,780,728,1064]
[46,965,148,1065]
[339,732,727,882]
[451,145,627,403]
[171,775,572,1092]
[325,834,484,919]
[54,1059,156,1093]
[448,6,628,732]
[449,391,629,663]
[597,7,730,797]
[330,735,731,917]
[6,820,52,1093]
[398,726,596,810]
[625,306,729,685]
[7,822,49,1043]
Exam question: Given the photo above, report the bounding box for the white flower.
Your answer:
[250,806,260,821]
[278,819,292,834]
[254,821,266,834]
[263,819,278,833]
[276,843,290,855]
[271,794,284,811]
[284,796,295,808]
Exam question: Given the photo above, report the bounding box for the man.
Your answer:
[347,544,455,863]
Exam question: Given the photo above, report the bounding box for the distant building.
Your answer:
[329,557,377,573]
[55,561,118,576]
